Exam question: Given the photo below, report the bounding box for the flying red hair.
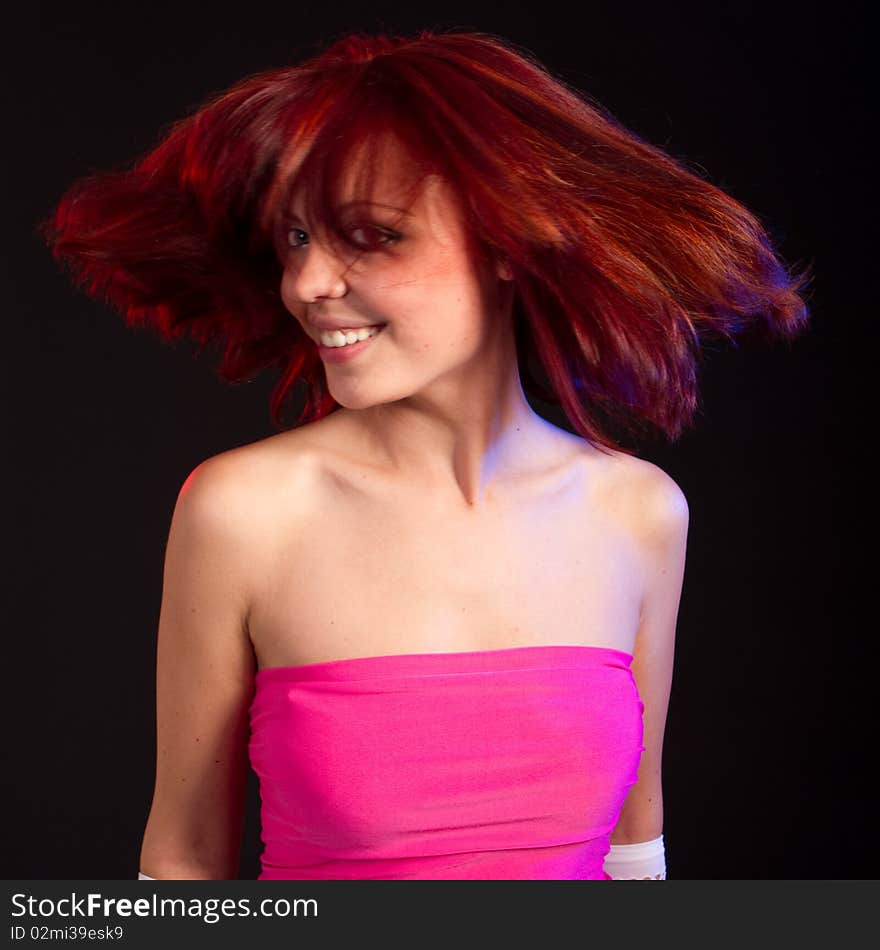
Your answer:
[38,29,811,452]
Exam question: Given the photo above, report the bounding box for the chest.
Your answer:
[246,462,645,669]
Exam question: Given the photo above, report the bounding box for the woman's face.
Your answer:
[277,140,512,411]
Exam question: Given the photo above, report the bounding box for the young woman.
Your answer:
[40,30,809,880]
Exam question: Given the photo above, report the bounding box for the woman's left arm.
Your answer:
[606,463,690,878]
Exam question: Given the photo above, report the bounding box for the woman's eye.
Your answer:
[287,226,309,249]
[348,225,398,249]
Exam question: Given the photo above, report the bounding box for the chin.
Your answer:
[326,373,421,412]
[326,386,387,412]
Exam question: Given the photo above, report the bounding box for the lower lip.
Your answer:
[317,326,386,363]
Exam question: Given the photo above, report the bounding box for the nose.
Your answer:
[284,240,349,304]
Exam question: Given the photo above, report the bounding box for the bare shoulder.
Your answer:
[181,426,325,519]
[627,456,689,547]
[584,446,689,547]
[167,428,329,607]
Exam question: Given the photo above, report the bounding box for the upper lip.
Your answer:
[310,318,386,332]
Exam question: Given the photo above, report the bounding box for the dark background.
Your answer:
[5,1,854,879]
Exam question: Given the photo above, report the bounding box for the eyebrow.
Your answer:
[285,200,414,219]
[337,201,413,215]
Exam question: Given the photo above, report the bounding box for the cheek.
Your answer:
[416,265,489,338]
[391,288,485,356]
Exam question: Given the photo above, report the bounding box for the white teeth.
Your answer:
[319,325,383,347]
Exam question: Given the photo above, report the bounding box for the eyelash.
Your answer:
[283,223,400,251]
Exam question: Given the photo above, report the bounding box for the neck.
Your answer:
[339,311,552,509]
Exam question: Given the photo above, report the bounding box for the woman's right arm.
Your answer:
[138,455,258,880]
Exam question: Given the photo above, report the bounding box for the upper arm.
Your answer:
[139,454,258,879]
[610,463,689,844]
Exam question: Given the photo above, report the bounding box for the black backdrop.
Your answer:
[5,0,854,879]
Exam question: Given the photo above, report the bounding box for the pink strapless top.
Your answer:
[247,644,645,880]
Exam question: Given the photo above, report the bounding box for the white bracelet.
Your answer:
[137,871,155,880]
[603,834,666,879]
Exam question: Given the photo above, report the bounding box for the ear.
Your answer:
[495,258,513,281]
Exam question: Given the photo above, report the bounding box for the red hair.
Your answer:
[37,29,811,452]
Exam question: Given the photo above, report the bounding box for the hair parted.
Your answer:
[38,29,812,451]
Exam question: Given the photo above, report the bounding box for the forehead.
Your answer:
[287,133,459,222]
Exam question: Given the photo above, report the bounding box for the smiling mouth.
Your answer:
[316,324,387,348]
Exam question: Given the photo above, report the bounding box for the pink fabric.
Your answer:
[248,644,645,880]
